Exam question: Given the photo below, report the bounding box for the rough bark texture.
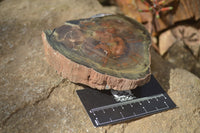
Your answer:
[42,32,151,90]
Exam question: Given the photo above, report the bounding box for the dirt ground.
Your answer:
[0,0,200,133]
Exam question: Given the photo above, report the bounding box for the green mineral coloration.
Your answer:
[45,15,151,79]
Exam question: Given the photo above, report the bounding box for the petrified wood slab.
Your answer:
[42,14,151,90]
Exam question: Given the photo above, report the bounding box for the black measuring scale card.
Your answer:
[76,75,176,127]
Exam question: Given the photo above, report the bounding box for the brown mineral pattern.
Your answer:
[42,32,151,90]
[42,15,151,90]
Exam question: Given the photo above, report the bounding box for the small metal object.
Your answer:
[111,89,136,102]
[76,75,176,127]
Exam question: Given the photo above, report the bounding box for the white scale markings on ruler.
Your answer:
[90,93,169,126]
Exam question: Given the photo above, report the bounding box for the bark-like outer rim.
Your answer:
[42,32,151,91]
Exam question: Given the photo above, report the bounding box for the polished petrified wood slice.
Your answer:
[42,14,151,90]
